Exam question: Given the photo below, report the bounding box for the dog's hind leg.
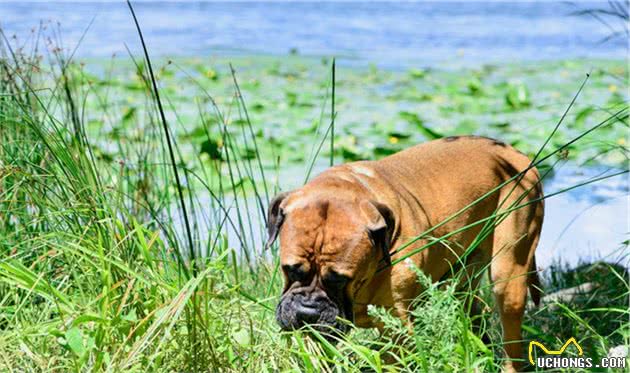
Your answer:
[490,172,544,372]
[490,254,530,372]
[490,239,542,373]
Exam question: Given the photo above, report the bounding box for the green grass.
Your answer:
[0,20,628,372]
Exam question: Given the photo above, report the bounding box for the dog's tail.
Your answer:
[528,256,543,306]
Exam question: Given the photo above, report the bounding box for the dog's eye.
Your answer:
[322,271,349,289]
[283,263,308,283]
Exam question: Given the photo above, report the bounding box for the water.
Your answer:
[1,1,627,68]
[538,165,628,268]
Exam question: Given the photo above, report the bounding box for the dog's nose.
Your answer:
[295,293,327,324]
[295,302,320,324]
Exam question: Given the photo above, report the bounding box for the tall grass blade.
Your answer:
[126,0,195,274]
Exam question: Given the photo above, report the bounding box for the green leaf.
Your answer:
[399,111,444,140]
[122,106,136,124]
[65,327,85,357]
[467,329,491,356]
[72,314,107,326]
[285,91,298,107]
[251,102,265,112]
[467,77,483,95]
[409,68,427,79]
[374,146,399,157]
[204,68,219,81]
[233,328,250,347]
[505,82,531,110]
[200,138,223,160]
[574,107,594,127]
[122,308,138,322]
[387,131,412,140]
[399,111,424,126]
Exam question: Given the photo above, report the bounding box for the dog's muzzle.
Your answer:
[276,287,349,334]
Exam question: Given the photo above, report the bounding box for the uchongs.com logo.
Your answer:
[529,337,627,369]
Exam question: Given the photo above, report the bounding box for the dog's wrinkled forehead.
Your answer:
[280,196,366,259]
[283,196,330,225]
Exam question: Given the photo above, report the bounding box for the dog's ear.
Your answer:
[361,200,395,266]
[265,192,291,250]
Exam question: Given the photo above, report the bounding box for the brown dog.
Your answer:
[267,136,544,372]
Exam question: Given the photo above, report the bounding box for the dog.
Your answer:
[266,135,544,372]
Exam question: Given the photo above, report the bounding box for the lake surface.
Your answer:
[538,165,628,268]
[1,1,627,68]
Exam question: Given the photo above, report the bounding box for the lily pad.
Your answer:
[505,82,531,110]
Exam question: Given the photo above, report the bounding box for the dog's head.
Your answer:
[266,191,395,334]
